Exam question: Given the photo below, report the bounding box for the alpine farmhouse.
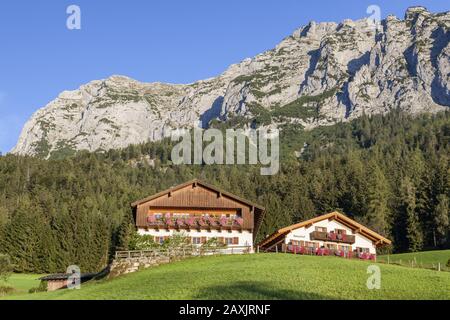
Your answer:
[131,179,265,251]
[258,212,391,259]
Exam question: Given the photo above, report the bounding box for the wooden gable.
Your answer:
[132,179,265,240]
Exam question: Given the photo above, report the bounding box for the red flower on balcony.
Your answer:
[235,218,244,227]
[329,232,337,241]
[185,217,195,227]
[219,217,228,227]
[176,218,184,227]
[147,215,156,224]
[207,217,217,226]
[197,218,207,227]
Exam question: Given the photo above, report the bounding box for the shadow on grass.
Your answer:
[193,281,335,300]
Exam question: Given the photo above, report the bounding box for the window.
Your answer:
[192,237,201,245]
[225,238,233,245]
[326,243,337,250]
[335,229,347,235]
[155,214,162,219]
[305,241,318,248]
[154,236,165,245]
[315,227,327,233]
[356,247,370,253]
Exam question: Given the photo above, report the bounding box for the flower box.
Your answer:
[235,218,244,227]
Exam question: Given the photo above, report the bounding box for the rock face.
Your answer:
[13,7,450,157]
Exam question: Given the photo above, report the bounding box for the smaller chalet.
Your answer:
[131,179,265,250]
[258,212,391,259]
[39,273,97,292]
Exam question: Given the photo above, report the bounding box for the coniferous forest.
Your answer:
[0,110,449,273]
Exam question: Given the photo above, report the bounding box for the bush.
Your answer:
[0,286,15,296]
[447,258,450,268]
[29,281,47,294]
[201,238,227,251]
[0,254,13,282]
[163,233,194,251]
[128,232,158,250]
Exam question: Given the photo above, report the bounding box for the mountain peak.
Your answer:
[12,8,450,158]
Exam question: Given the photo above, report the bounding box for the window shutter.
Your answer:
[201,237,207,244]
[218,237,224,244]
[163,236,169,241]
[186,237,192,244]
[233,237,239,245]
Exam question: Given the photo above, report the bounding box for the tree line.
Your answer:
[0,110,448,273]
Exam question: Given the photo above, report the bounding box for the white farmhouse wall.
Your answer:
[284,219,377,254]
[138,228,253,247]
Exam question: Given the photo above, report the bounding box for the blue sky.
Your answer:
[0,1,448,153]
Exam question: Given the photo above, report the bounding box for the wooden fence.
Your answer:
[115,246,253,260]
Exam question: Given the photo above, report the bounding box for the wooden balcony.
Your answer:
[309,231,355,244]
[146,215,244,231]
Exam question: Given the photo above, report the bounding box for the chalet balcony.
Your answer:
[309,231,355,244]
[146,215,244,230]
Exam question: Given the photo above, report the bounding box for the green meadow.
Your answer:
[0,273,42,295]
[3,254,449,300]
[378,250,450,270]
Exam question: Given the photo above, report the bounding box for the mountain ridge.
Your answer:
[12,6,450,158]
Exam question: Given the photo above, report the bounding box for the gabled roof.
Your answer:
[131,179,265,211]
[258,211,392,248]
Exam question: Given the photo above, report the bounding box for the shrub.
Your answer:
[163,233,193,251]
[29,281,47,294]
[0,286,14,296]
[128,232,157,250]
[201,238,227,251]
[0,254,13,282]
[447,258,450,268]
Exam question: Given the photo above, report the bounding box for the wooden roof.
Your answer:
[131,179,265,211]
[258,211,392,248]
[39,273,97,281]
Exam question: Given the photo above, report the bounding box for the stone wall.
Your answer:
[109,255,174,278]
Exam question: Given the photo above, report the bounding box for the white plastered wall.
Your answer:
[138,228,253,247]
[284,219,377,254]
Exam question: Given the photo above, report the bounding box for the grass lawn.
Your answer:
[0,273,43,295]
[378,250,450,270]
[3,254,450,300]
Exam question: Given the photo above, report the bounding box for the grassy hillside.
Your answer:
[378,250,450,270]
[4,254,450,300]
[0,274,42,295]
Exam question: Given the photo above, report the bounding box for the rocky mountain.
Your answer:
[12,7,450,158]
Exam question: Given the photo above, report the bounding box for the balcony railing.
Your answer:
[282,245,376,260]
[146,215,244,230]
[309,231,356,244]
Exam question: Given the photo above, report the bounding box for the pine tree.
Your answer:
[366,163,391,236]
[400,177,424,252]
[433,194,449,246]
